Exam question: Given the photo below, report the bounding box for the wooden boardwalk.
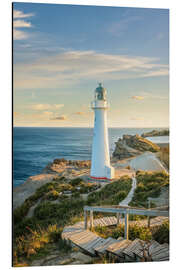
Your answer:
[62,215,169,261]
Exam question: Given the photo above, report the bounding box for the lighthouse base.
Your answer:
[90,165,115,181]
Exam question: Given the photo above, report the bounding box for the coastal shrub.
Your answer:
[129,171,169,208]
[14,202,32,224]
[13,175,133,265]
[129,214,147,221]
[43,190,59,201]
[53,176,67,182]
[34,198,85,222]
[95,224,152,241]
[34,202,66,220]
[69,178,83,186]
[13,182,64,224]
[137,182,147,191]
[48,225,63,242]
[113,191,127,204]
[87,176,132,206]
[36,182,57,195]
[13,224,71,266]
[71,191,81,198]
[152,220,169,244]
[58,238,72,253]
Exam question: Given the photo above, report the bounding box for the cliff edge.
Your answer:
[113,134,160,160]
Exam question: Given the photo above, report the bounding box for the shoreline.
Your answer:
[13,147,169,210]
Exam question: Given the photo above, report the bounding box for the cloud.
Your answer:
[13,9,34,40]
[30,104,64,111]
[141,69,169,78]
[141,92,168,100]
[14,29,29,40]
[131,96,145,100]
[13,20,32,28]
[73,112,86,116]
[42,111,54,116]
[131,117,144,121]
[51,115,68,121]
[13,9,34,19]
[54,104,64,109]
[14,50,169,90]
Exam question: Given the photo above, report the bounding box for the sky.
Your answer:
[13,2,169,127]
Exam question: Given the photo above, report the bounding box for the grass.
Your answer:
[13,173,169,266]
[13,175,132,265]
[94,223,152,241]
[87,175,132,206]
[94,220,169,244]
[152,220,169,244]
[13,224,72,266]
[13,177,100,224]
[129,171,169,208]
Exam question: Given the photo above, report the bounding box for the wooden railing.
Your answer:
[84,205,169,240]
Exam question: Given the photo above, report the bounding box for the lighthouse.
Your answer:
[90,83,115,180]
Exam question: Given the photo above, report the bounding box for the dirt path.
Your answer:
[129,152,168,172]
[119,176,137,206]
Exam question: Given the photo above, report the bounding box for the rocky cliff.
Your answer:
[141,129,169,138]
[113,134,160,160]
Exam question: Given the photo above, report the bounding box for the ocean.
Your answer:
[13,127,168,187]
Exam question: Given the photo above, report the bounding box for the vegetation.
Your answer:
[141,129,169,138]
[13,178,99,224]
[94,224,152,241]
[152,220,169,244]
[13,224,72,266]
[13,172,169,266]
[95,220,169,244]
[87,175,132,205]
[122,134,160,152]
[129,171,169,208]
[13,175,132,265]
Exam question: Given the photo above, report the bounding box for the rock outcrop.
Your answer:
[43,159,91,178]
[113,134,160,160]
[113,139,141,160]
[53,158,91,168]
[141,129,169,138]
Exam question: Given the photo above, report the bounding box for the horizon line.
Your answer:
[13,126,169,129]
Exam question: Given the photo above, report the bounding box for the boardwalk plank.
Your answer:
[62,212,169,261]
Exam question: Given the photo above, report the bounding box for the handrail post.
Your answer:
[84,210,87,230]
[90,210,94,230]
[125,210,129,240]
[147,216,151,227]
[117,212,120,227]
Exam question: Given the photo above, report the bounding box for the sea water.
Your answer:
[13,127,168,187]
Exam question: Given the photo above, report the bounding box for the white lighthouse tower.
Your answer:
[90,83,115,180]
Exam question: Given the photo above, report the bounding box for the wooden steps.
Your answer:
[122,239,146,261]
[94,237,121,256]
[106,238,169,262]
[106,239,132,261]
[62,215,169,262]
[93,216,117,227]
[150,242,169,261]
